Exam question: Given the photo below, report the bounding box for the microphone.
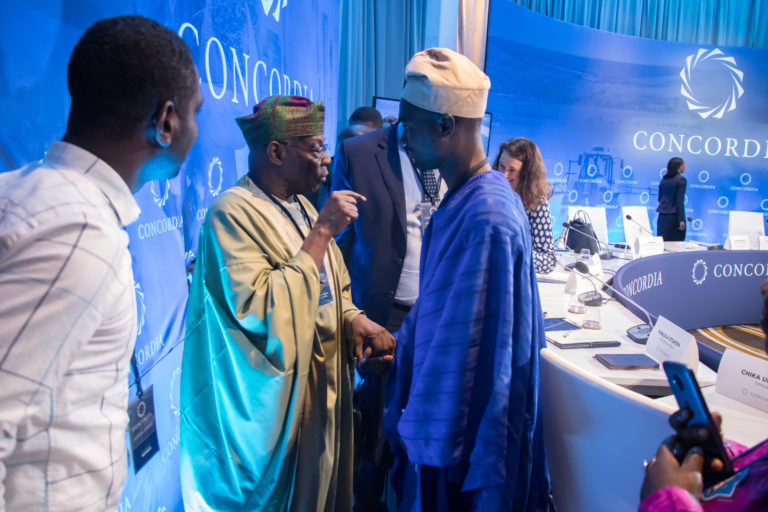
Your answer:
[687,217,723,250]
[575,272,603,306]
[624,214,655,237]
[561,222,613,260]
[553,221,568,250]
[573,261,655,344]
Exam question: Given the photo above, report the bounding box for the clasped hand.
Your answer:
[351,314,396,375]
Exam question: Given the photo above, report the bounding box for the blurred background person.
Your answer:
[349,106,383,130]
[339,123,374,144]
[656,157,687,241]
[493,137,556,274]
[382,115,398,127]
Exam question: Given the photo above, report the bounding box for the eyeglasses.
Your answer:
[276,141,328,160]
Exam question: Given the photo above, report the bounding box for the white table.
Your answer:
[538,269,717,396]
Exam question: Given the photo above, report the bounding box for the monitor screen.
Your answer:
[373,96,493,154]
[372,96,400,122]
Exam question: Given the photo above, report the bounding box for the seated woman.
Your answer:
[493,137,556,273]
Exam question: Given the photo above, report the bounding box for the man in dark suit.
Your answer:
[334,124,405,330]
[332,119,446,510]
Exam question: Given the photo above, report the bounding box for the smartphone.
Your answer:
[547,337,621,349]
[594,353,659,370]
[663,361,735,487]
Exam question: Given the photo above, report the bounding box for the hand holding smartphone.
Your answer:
[663,361,735,487]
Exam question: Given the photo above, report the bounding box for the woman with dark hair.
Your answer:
[656,157,687,241]
[493,137,555,273]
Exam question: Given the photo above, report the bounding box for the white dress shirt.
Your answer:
[394,125,447,306]
[0,142,140,511]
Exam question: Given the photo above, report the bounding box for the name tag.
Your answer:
[128,386,159,473]
[716,348,768,413]
[634,236,664,257]
[646,315,699,370]
[419,201,439,236]
[725,235,750,250]
[318,263,333,307]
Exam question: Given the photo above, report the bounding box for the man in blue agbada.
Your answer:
[384,48,551,511]
[180,95,395,511]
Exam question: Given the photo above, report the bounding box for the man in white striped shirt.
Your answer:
[0,16,202,510]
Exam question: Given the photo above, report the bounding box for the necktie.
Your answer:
[421,168,438,200]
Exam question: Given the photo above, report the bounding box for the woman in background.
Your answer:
[493,137,555,274]
[656,157,687,241]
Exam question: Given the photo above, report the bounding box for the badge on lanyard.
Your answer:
[127,385,159,473]
[419,201,439,236]
[318,262,333,307]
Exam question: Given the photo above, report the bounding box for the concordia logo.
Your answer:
[680,48,744,119]
[261,0,288,21]
[209,157,223,197]
[169,366,182,417]
[151,179,171,208]
[134,282,146,336]
[691,259,708,285]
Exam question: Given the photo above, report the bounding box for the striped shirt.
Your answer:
[0,142,140,511]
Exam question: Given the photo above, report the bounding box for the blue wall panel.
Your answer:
[487,1,768,243]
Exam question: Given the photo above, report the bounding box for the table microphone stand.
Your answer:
[573,261,655,344]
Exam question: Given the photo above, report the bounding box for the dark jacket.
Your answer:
[656,173,687,223]
[331,125,407,325]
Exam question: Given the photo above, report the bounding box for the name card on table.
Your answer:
[634,236,664,258]
[758,236,768,250]
[646,315,699,371]
[588,253,605,275]
[716,349,768,413]
[725,235,750,250]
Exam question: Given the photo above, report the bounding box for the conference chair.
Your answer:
[540,348,676,512]
[621,206,653,245]
[728,210,765,249]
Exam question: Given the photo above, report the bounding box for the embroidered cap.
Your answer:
[236,95,324,149]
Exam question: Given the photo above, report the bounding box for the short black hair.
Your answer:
[349,106,383,129]
[66,15,197,139]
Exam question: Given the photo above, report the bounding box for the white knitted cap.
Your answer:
[401,47,490,118]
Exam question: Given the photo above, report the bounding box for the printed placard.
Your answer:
[725,235,750,250]
[128,386,159,473]
[634,236,664,258]
[587,253,603,276]
[716,349,768,413]
[646,315,698,371]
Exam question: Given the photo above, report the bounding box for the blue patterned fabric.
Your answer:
[384,170,550,510]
